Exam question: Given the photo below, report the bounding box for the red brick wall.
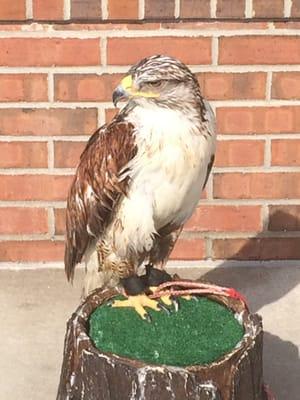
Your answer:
[1,1,300,265]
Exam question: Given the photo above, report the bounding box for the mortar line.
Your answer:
[97,107,105,126]
[181,231,300,239]
[100,37,107,67]
[0,136,90,142]
[174,0,180,18]
[210,0,217,18]
[217,133,300,140]
[206,176,214,200]
[0,201,67,207]
[265,71,273,101]
[205,237,213,259]
[47,140,55,170]
[284,0,292,17]
[101,0,108,20]
[1,28,300,38]
[63,0,71,20]
[26,0,33,19]
[0,168,75,175]
[0,233,53,241]
[212,37,218,66]
[1,199,300,207]
[261,203,269,231]
[47,71,54,102]
[0,133,299,143]
[3,65,300,74]
[48,207,55,237]
[1,99,300,108]
[245,0,253,18]
[264,137,272,167]
[213,166,300,172]
[138,0,145,19]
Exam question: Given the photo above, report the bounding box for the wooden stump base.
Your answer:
[57,283,270,400]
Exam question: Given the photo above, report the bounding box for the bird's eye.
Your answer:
[149,81,162,88]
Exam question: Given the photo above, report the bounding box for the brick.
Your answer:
[145,0,175,18]
[217,107,300,134]
[0,0,25,19]
[185,205,262,232]
[0,175,72,201]
[197,72,266,100]
[71,0,102,18]
[213,173,300,200]
[107,37,211,65]
[54,208,66,235]
[105,108,118,122]
[55,74,122,102]
[212,238,300,260]
[0,142,48,168]
[180,0,210,18]
[219,36,300,65]
[272,72,300,100]
[0,208,48,234]
[0,39,100,67]
[216,0,245,18]
[0,241,64,262]
[268,205,300,231]
[271,139,300,166]
[108,0,138,19]
[253,0,284,17]
[0,74,48,102]
[0,108,97,136]
[291,0,300,17]
[170,238,205,260]
[215,140,265,167]
[54,141,86,168]
[33,0,64,20]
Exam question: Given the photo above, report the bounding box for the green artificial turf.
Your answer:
[89,296,244,367]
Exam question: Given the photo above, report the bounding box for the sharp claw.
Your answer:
[144,313,152,323]
[172,297,180,312]
[158,302,171,315]
[192,295,199,302]
[106,299,114,307]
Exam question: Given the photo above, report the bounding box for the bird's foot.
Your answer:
[149,286,172,306]
[111,294,160,321]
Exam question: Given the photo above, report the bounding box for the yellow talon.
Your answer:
[149,286,172,306]
[112,294,160,320]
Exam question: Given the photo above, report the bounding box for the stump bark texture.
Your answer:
[57,284,268,400]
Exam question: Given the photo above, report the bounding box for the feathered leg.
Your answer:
[83,246,117,298]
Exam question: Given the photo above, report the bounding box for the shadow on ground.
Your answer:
[201,209,300,400]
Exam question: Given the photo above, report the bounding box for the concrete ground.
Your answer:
[0,265,299,400]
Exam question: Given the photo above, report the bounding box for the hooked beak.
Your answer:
[112,85,128,107]
[112,75,133,107]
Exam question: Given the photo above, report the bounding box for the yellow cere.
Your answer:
[121,74,160,98]
[121,75,133,90]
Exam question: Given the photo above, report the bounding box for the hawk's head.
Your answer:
[112,55,202,110]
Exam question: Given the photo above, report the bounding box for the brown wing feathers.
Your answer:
[64,120,137,281]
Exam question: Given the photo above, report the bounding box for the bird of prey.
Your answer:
[64,55,216,319]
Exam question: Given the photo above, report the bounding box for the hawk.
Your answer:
[65,55,216,319]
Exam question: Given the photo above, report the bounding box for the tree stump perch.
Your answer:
[57,282,269,400]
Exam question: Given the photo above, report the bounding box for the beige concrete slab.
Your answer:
[0,266,299,400]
